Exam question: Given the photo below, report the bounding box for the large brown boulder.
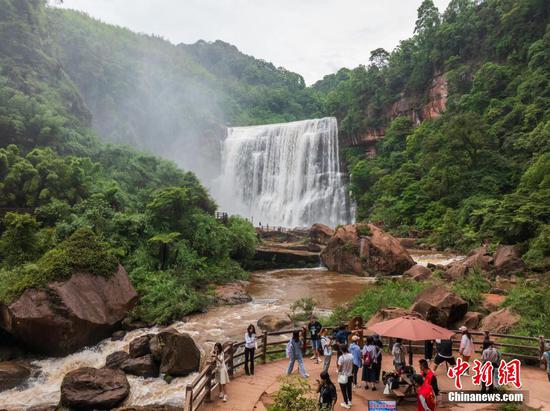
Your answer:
[321,224,415,276]
[493,246,525,276]
[121,354,159,378]
[150,329,200,376]
[410,285,468,327]
[257,314,292,332]
[105,351,130,369]
[403,264,432,281]
[480,308,520,334]
[310,224,334,245]
[455,312,483,330]
[366,307,423,327]
[0,361,32,392]
[0,266,138,356]
[60,367,130,410]
[129,334,152,358]
[445,247,493,280]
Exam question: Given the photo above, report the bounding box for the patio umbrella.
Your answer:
[367,316,456,365]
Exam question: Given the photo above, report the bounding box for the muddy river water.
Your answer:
[0,250,462,409]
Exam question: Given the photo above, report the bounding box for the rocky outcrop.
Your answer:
[321,223,414,276]
[445,247,493,280]
[214,282,252,305]
[455,312,483,330]
[481,293,506,312]
[366,307,423,327]
[61,367,130,410]
[121,354,159,378]
[310,224,334,245]
[0,361,32,392]
[403,264,432,281]
[129,334,152,358]
[0,266,138,356]
[480,308,520,334]
[105,351,130,369]
[257,314,292,332]
[410,285,468,327]
[151,329,200,376]
[493,245,525,276]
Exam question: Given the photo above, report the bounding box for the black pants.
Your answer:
[352,364,359,385]
[339,376,352,404]
[375,357,382,382]
[244,347,255,375]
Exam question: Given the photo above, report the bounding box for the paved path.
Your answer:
[202,353,550,410]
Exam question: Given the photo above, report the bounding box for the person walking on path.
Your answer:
[481,340,501,393]
[308,316,323,363]
[212,342,230,402]
[392,338,406,373]
[413,374,437,411]
[320,328,333,374]
[362,336,378,391]
[433,339,456,372]
[373,334,383,383]
[337,345,354,409]
[542,344,550,383]
[424,340,434,364]
[458,326,475,367]
[244,324,257,376]
[317,371,338,410]
[286,330,309,378]
[349,335,362,387]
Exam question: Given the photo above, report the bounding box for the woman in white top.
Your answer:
[337,345,354,409]
[244,324,257,375]
[212,342,230,402]
[458,326,475,367]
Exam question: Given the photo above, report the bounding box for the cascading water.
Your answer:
[214,117,352,228]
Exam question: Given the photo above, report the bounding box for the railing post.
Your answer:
[262,331,268,364]
[205,364,213,403]
[228,343,235,377]
[539,336,545,367]
[185,383,193,411]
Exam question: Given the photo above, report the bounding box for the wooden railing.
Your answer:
[183,327,549,411]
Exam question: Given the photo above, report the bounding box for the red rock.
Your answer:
[456,312,483,330]
[403,264,432,281]
[480,308,520,334]
[151,329,200,377]
[410,285,468,327]
[493,245,525,276]
[121,354,159,378]
[129,335,152,358]
[481,293,506,312]
[0,361,31,392]
[321,224,415,276]
[366,307,423,327]
[0,266,138,356]
[445,248,493,280]
[105,351,130,369]
[309,224,334,245]
[257,314,292,332]
[60,367,130,409]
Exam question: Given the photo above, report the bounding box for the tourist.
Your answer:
[481,340,501,393]
[373,334,383,383]
[286,330,309,378]
[433,339,456,372]
[317,371,338,410]
[419,359,439,397]
[424,340,434,364]
[335,324,351,358]
[308,316,323,363]
[349,335,362,387]
[362,336,378,391]
[542,343,550,383]
[413,374,436,411]
[212,342,229,402]
[337,345,354,409]
[392,338,406,373]
[244,324,257,376]
[320,328,333,373]
[458,326,475,369]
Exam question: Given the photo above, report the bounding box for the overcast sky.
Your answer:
[56,0,451,84]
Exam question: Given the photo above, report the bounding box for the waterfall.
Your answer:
[214,117,352,228]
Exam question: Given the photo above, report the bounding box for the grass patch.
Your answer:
[451,269,491,310]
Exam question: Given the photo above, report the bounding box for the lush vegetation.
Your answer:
[314,0,550,268]
[451,269,491,309]
[269,376,317,411]
[503,280,550,338]
[0,0,257,324]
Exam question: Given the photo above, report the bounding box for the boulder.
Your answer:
[480,308,520,334]
[129,334,152,358]
[456,312,483,330]
[213,282,252,305]
[0,266,138,356]
[121,354,159,378]
[310,224,334,245]
[403,264,432,281]
[410,285,468,327]
[366,307,423,327]
[493,246,525,276]
[60,367,130,410]
[257,314,292,332]
[112,330,126,341]
[105,351,130,369]
[481,293,506,312]
[445,248,493,280]
[0,361,31,392]
[320,223,415,276]
[151,329,200,376]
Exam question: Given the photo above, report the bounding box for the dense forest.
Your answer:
[314,0,550,269]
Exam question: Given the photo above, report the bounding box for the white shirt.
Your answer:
[245,332,256,349]
[321,336,332,356]
[460,334,474,356]
[338,353,354,377]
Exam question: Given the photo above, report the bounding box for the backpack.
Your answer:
[363,347,375,367]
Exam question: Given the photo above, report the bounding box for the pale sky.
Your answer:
[56,0,451,85]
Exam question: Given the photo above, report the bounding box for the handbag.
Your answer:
[383,383,391,395]
[337,373,348,384]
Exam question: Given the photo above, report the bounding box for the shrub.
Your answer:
[288,297,317,322]
[269,376,317,411]
[451,269,491,309]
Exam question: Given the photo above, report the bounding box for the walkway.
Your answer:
[202,353,550,411]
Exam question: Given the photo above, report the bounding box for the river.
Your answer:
[0,250,462,409]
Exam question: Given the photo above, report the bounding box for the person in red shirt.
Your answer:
[413,374,436,411]
[419,359,439,396]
